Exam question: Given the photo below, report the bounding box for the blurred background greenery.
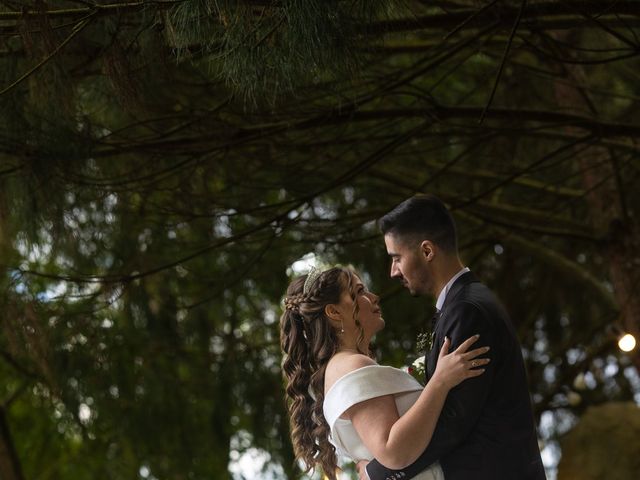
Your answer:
[1,1,639,479]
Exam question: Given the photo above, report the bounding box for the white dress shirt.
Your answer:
[435,267,470,311]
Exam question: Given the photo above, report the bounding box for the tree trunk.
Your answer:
[552,31,640,370]
[0,406,24,480]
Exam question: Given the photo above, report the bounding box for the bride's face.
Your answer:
[337,274,385,338]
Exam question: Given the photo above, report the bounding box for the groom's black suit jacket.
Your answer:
[367,272,546,480]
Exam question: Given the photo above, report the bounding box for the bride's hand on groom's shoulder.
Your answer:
[432,335,491,390]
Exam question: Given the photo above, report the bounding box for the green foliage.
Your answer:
[167,0,396,103]
[1,1,640,479]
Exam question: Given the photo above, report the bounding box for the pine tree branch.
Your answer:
[73,104,639,160]
[282,129,640,158]
[457,211,618,312]
[519,34,640,66]
[369,1,640,33]
[479,0,527,124]
[0,351,40,381]
[12,150,396,283]
[367,168,597,241]
[568,0,639,49]
[1,1,639,32]
[0,15,94,97]
[441,0,500,40]
[377,161,585,198]
[452,133,596,210]
[0,0,183,19]
[0,405,24,480]
[301,106,640,139]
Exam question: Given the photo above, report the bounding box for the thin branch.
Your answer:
[452,133,596,210]
[368,1,640,33]
[2,382,29,410]
[610,151,630,223]
[69,104,640,161]
[442,0,500,40]
[0,351,40,381]
[0,405,24,480]
[0,0,183,19]
[13,146,402,283]
[368,168,596,241]
[0,15,94,97]
[562,0,640,49]
[479,0,526,124]
[458,211,618,312]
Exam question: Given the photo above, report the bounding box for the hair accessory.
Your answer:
[303,267,324,294]
[284,297,297,311]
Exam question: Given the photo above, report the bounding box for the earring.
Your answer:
[340,319,344,334]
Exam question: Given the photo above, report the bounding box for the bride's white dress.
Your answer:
[323,365,444,480]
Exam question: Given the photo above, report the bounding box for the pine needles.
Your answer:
[167,0,398,105]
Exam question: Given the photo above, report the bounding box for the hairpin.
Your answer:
[303,267,323,294]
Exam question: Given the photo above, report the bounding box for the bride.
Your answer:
[280,266,490,480]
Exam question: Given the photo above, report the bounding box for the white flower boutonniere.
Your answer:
[408,355,426,385]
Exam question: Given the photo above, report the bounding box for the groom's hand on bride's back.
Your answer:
[356,460,370,480]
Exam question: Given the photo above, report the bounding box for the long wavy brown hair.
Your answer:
[280,267,366,480]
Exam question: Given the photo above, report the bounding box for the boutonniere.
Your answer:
[416,329,435,354]
[409,329,433,384]
[408,355,426,384]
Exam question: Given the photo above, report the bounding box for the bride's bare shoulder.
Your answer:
[324,352,377,393]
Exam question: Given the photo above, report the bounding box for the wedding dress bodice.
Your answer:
[323,365,444,480]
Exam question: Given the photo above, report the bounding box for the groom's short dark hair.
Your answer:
[378,194,458,253]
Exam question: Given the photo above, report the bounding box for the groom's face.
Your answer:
[384,233,431,297]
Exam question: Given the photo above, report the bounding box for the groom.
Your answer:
[360,195,546,480]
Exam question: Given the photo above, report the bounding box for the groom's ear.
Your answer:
[420,240,435,261]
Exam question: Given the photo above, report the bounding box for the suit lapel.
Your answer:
[426,271,480,380]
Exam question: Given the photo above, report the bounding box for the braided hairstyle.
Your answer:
[280,267,362,480]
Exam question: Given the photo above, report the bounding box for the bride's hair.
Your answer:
[280,267,362,480]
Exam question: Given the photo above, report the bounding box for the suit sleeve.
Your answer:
[366,302,496,480]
